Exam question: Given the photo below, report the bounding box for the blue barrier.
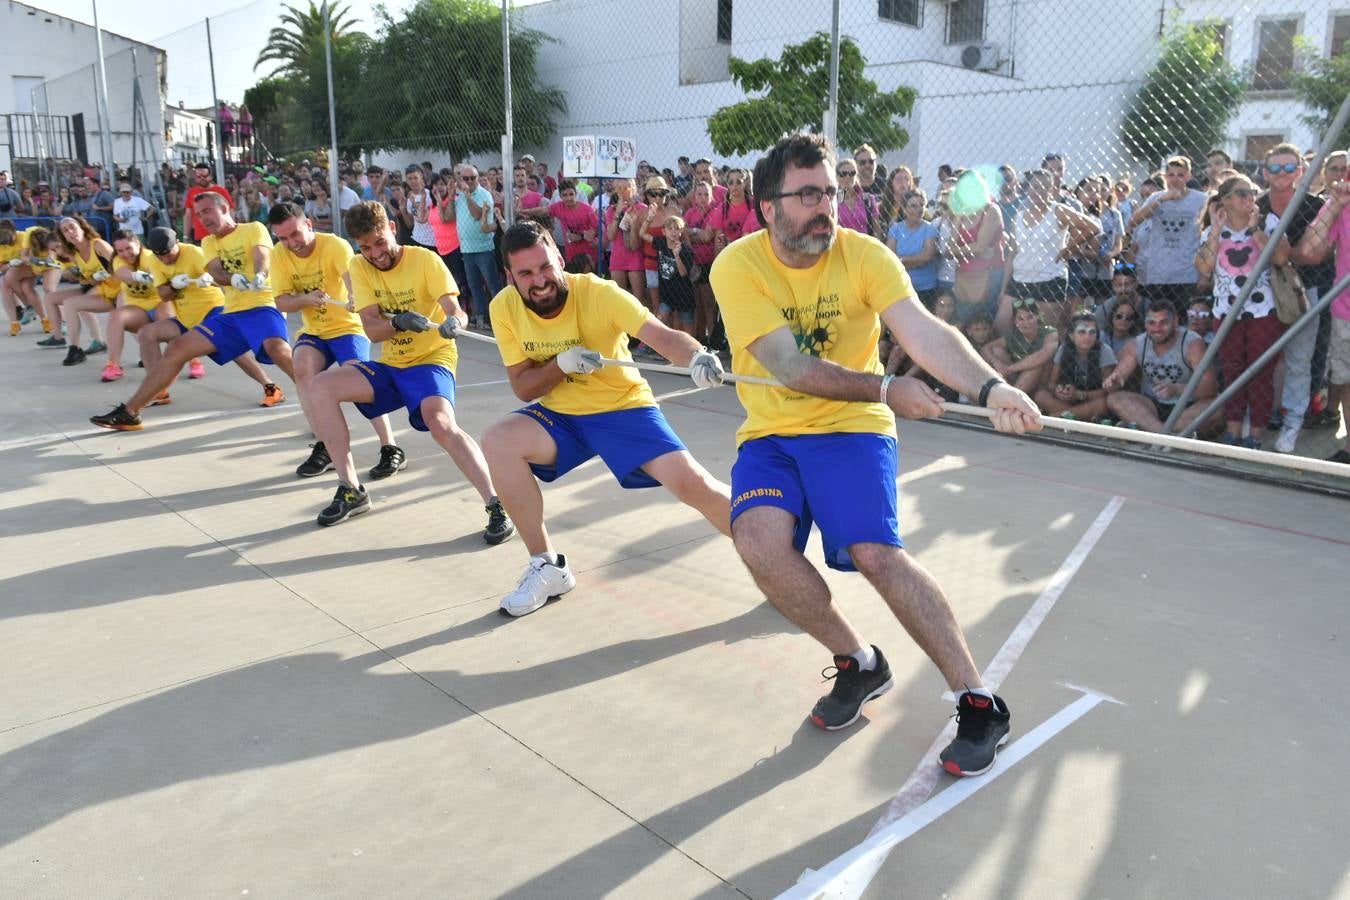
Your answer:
[10,215,112,240]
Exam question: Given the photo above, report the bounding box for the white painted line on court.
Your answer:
[874,494,1125,835]
[781,688,1117,900]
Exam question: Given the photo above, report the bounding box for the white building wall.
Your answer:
[1,3,166,172]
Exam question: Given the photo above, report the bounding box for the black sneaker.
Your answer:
[1306,408,1342,431]
[296,441,334,478]
[939,691,1011,777]
[62,345,87,366]
[36,335,66,348]
[809,646,894,730]
[90,403,143,431]
[317,483,370,527]
[367,444,407,480]
[1327,449,1350,465]
[483,496,515,545]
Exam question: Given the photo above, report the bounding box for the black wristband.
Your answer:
[978,377,1004,408]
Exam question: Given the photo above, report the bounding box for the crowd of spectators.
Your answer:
[8,137,1343,463]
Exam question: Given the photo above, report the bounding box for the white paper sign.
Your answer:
[596,136,637,178]
[563,135,596,177]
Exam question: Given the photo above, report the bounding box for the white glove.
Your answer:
[251,273,269,291]
[556,345,603,375]
[91,269,111,283]
[132,271,155,286]
[193,274,217,289]
[689,349,725,389]
[170,273,192,290]
[230,273,252,291]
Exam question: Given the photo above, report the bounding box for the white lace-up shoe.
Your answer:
[500,554,576,617]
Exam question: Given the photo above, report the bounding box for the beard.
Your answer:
[775,208,836,256]
[522,274,569,317]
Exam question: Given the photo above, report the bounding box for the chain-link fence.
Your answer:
[18,0,1350,475]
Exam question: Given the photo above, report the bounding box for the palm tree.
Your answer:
[254,2,363,78]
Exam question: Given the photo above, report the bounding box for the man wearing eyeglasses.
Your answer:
[710,132,1042,778]
[1258,143,1333,453]
[1128,155,1207,317]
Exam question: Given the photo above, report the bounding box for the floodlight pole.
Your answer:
[91,0,116,180]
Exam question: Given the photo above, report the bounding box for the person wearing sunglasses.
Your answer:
[982,297,1059,393]
[1194,174,1292,449]
[710,132,1041,776]
[1033,312,1116,420]
[1104,301,1218,434]
[836,160,882,239]
[1258,143,1334,453]
[1128,155,1208,317]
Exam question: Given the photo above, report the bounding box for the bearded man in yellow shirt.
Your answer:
[480,220,731,617]
[711,133,1041,777]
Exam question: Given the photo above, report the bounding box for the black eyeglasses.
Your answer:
[1227,188,1257,199]
[838,170,857,177]
[1265,162,1299,174]
[767,185,837,206]
[1113,312,1136,321]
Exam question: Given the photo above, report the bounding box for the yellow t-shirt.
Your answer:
[201,221,276,313]
[0,229,29,264]
[106,249,162,308]
[490,273,655,415]
[72,241,109,286]
[145,243,224,328]
[349,245,458,370]
[270,233,362,340]
[709,228,914,444]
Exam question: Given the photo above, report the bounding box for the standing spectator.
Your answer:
[878,165,915,227]
[401,165,437,255]
[85,177,116,235]
[997,165,1021,231]
[536,160,557,196]
[606,177,647,309]
[710,168,756,251]
[652,215,696,335]
[638,176,681,315]
[1292,178,1350,463]
[998,169,1099,333]
[1114,177,1135,228]
[853,144,883,197]
[1081,177,1124,303]
[1193,174,1291,448]
[549,179,599,268]
[514,170,550,224]
[182,162,230,244]
[456,165,504,328]
[17,186,36,216]
[673,156,694,197]
[1258,143,1332,453]
[1041,153,1082,210]
[691,158,727,206]
[361,166,392,206]
[885,190,939,308]
[113,183,152,235]
[682,181,718,342]
[1204,149,1232,190]
[1033,312,1116,420]
[947,171,1006,323]
[1129,156,1208,316]
[305,182,334,233]
[337,174,362,216]
[835,159,880,238]
[429,175,470,295]
[0,171,21,220]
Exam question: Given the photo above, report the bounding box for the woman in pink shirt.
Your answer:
[606,178,647,308]
[710,169,755,252]
[836,159,881,238]
[683,181,718,342]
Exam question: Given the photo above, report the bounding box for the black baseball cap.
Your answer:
[146,226,177,255]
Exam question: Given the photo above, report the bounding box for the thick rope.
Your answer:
[453,328,1349,478]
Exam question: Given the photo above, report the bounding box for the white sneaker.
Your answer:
[500,554,576,617]
[1274,420,1301,454]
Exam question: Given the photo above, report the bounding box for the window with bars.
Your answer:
[1252,18,1298,91]
[1244,133,1286,162]
[946,0,986,45]
[1331,13,1350,58]
[878,0,920,29]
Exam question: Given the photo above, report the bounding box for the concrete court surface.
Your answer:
[1,324,1348,900]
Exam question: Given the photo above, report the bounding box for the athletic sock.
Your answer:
[851,645,878,671]
[965,686,996,704]
[533,551,558,566]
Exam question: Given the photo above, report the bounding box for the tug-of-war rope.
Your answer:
[453,329,1350,479]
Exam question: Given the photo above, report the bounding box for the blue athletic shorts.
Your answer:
[514,403,686,489]
[353,360,455,432]
[194,306,288,366]
[294,332,372,371]
[730,432,902,572]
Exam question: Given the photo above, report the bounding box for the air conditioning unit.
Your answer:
[961,42,1001,71]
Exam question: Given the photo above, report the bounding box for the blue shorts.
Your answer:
[514,403,686,489]
[294,332,372,370]
[353,360,455,432]
[730,432,902,572]
[194,306,288,366]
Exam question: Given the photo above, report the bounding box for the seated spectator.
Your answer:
[1187,297,1215,344]
[1194,173,1291,448]
[982,299,1060,393]
[1104,296,1141,357]
[962,313,997,363]
[1104,302,1219,435]
[886,190,938,307]
[836,159,881,238]
[1034,312,1116,420]
[1094,263,1141,340]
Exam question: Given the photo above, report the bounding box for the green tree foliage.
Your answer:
[245,0,564,160]
[1121,20,1246,165]
[1292,48,1350,152]
[707,34,915,157]
[255,2,363,79]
